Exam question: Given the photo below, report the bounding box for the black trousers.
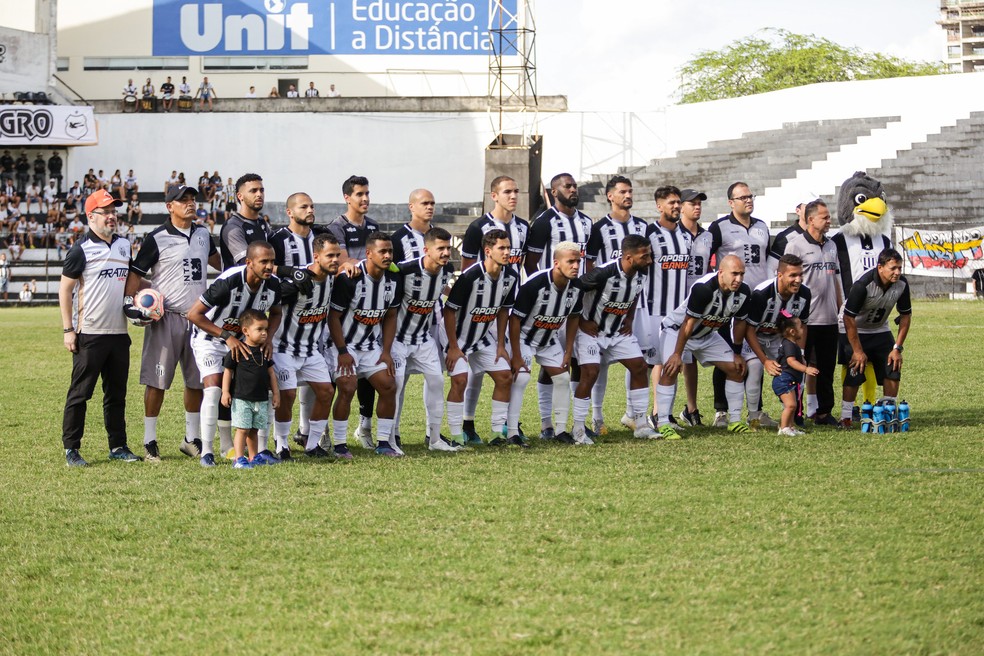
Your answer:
[62,333,130,451]
[805,323,839,417]
[358,377,375,418]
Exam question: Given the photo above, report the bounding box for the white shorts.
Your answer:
[518,340,566,370]
[337,347,388,379]
[742,333,781,362]
[575,331,644,366]
[192,339,229,380]
[393,339,443,378]
[273,351,333,390]
[633,310,664,366]
[661,329,735,367]
[322,345,337,378]
[448,343,512,377]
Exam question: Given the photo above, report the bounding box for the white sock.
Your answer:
[508,372,531,435]
[572,395,591,432]
[744,358,763,418]
[656,384,677,426]
[806,394,818,417]
[185,411,200,441]
[332,419,348,445]
[377,418,394,443]
[447,401,464,438]
[275,420,292,451]
[307,419,327,451]
[297,385,313,436]
[725,379,744,423]
[628,386,650,420]
[841,400,854,420]
[551,372,571,433]
[394,374,408,436]
[425,373,445,444]
[143,416,158,445]
[625,369,633,416]
[537,382,553,430]
[591,366,607,422]
[217,420,233,455]
[359,414,372,432]
[490,399,508,435]
[200,387,221,455]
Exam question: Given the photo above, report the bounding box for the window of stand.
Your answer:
[203,56,308,71]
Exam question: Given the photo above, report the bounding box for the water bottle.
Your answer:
[860,400,874,433]
[884,400,897,433]
[873,403,885,434]
[898,400,910,433]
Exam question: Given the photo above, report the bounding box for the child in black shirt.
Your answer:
[772,314,818,437]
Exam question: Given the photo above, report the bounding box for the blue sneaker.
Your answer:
[374,442,404,458]
[539,427,556,440]
[232,456,253,470]
[251,450,280,466]
[66,449,89,467]
[199,453,216,467]
[109,446,142,462]
[463,426,483,446]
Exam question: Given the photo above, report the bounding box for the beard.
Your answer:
[840,209,893,238]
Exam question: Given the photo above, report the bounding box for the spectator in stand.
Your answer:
[97,169,109,190]
[127,193,143,224]
[25,183,41,214]
[196,76,216,111]
[305,81,319,97]
[19,281,34,302]
[245,86,257,98]
[327,84,341,97]
[140,77,155,112]
[65,182,81,212]
[268,86,280,98]
[26,216,39,248]
[43,180,58,213]
[110,170,124,199]
[177,172,187,187]
[124,169,138,196]
[0,252,9,300]
[2,179,19,209]
[15,152,30,194]
[165,170,179,195]
[209,171,222,197]
[45,214,58,245]
[198,171,210,200]
[222,177,236,222]
[68,214,84,241]
[9,234,23,260]
[179,76,191,97]
[33,153,46,188]
[286,84,299,98]
[48,151,63,192]
[0,150,13,185]
[55,225,70,258]
[160,76,175,112]
[122,78,137,110]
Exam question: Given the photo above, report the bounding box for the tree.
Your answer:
[677,29,948,104]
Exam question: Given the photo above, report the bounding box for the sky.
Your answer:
[533,0,946,110]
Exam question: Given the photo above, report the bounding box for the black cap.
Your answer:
[680,188,707,202]
[165,184,199,203]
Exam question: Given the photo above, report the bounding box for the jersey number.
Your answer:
[865,308,887,325]
[183,258,203,282]
[744,244,761,265]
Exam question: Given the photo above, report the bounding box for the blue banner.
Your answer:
[152,0,519,56]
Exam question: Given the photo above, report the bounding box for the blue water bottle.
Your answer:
[873,403,885,434]
[898,400,910,433]
[860,400,874,433]
[884,400,897,433]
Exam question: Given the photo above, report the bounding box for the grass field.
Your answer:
[1,302,982,655]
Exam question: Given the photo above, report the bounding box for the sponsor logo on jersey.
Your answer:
[603,301,633,316]
[804,262,838,274]
[655,254,690,270]
[406,298,436,315]
[354,308,387,325]
[531,314,566,331]
[98,266,130,279]
[296,306,329,324]
[469,306,498,323]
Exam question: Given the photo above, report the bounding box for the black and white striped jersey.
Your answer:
[526,207,593,272]
[62,232,132,335]
[219,213,272,270]
[192,266,282,344]
[459,213,530,278]
[274,274,334,357]
[585,214,649,265]
[707,214,773,290]
[746,278,812,337]
[329,262,402,351]
[683,223,712,288]
[662,271,751,340]
[323,215,381,261]
[644,222,692,316]
[130,221,216,313]
[445,261,519,354]
[843,267,911,335]
[511,269,584,349]
[577,259,646,338]
[270,227,315,267]
[831,231,893,293]
[768,223,804,263]
[395,257,455,346]
[391,223,428,264]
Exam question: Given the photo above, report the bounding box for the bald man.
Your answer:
[655,255,754,439]
[392,189,436,264]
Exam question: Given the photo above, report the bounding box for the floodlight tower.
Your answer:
[485,0,543,218]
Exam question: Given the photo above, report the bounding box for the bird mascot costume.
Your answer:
[830,171,893,410]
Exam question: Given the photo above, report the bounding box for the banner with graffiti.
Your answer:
[897,226,984,278]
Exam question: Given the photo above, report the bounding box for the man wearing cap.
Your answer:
[59,189,142,466]
[677,188,710,427]
[125,184,222,462]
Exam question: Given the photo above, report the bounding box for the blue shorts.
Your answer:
[772,372,801,398]
[231,397,269,431]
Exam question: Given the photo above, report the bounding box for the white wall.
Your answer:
[0,26,50,93]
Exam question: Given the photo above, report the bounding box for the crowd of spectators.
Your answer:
[122,77,343,110]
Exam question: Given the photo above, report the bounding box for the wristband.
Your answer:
[732,343,743,355]
[220,329,234,340]
[337,346,349,356]
[63,327,75,333]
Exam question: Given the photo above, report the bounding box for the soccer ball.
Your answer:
[134,288,165,322]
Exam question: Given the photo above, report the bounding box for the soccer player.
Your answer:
[784,200,842,427]
[392,228,457,451]
[444,229,520,445]
[187,241,283,466]
[327,232,401,458]
[656,255,754,439]
[742,254,813,428]
[458,177,529,442]
[271,232,341,459]
[125,183,221,462]
[59,189,141,466]
[582,175,649,435]
[678,188,710,427]
[325,175,381,448]
[523,173,592,440]
[219,173,272,270]
[572,234,657,442]
[392,189,436,263]
[707,182,773,427]
[509,241,584,444]
[840,249,911,420]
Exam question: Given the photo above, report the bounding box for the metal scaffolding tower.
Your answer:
[487,0,538,144]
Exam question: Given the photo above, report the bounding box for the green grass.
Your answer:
[1,302,983,654]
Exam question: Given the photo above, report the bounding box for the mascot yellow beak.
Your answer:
[855,197,887,222]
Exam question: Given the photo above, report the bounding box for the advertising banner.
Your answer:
[897,226,984,278]
[152,0,519,56]
[0,106,97,146]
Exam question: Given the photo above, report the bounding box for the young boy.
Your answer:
[772,313,818,437]
[221,309,280,469]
